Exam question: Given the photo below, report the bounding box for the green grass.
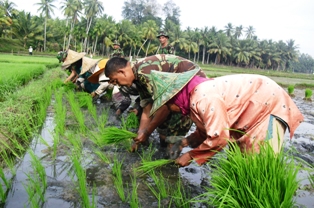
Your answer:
[202,142,300,208]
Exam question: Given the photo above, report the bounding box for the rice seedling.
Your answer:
[287,85,295,96]
[138,143,156,162]
[24,150,47,207]
[0,151,16,175]
[129,170,141,208]
[168,176,191,208]
[136,159,173,176]
[145,171,168,202]
[93,148,111,164]
[202,142,300,208]
[62,82,77,92]
[67,91,87,133]
[66,133,83,154]
[112,155,126,202]
[100,127,137,145]
[125,112,139,130]
[0,167,11,203]
[54,91,67,135]
[71,153,93,208]
[304,88,313,101]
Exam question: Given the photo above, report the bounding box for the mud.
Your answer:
[2,88,314,207]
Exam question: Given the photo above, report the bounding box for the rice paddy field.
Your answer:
[0,54,313,208]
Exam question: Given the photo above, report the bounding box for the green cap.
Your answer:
[157,31,169,38]
[113,40,120,46]
[149,68,200,116]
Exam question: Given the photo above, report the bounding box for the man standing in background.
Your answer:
[156,31,174,54]
[110,40,124,58]
[29,46,33,55]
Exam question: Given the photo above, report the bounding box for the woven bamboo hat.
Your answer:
[61,49,86,70]
[79,57,100,75]
[149,68,200,117]
[87,59,109,84]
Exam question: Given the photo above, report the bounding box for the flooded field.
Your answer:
[2,88,314,208]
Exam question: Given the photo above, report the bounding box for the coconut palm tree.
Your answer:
[137,20,158,57]
[35,0,56,51]
[245,25,255,39]
[234,25,243,39]
[224,22,234,37]
[60,0,82,50]
[82,0,103,52]
[208,32,231,65]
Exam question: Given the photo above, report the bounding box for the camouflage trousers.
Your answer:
[156,112,193,137]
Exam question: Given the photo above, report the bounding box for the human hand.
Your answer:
[128,108,138,115]
[168,138,189,160]
[91,91,96,97]
[115,109,122,116]
[175,152,193,167]
[130,130,150,152]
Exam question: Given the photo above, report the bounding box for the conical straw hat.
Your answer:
[149,68,200,117]
[80,57,100,75]
[87,59,109,84]
[61,49,86,70]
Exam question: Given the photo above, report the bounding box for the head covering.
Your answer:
[87,59,109,84]
[169,76,210,115]
[61,49,86,70]
[157,31,169,39]
[57,51,67,63]
[149,68,200,116]
[80,57,100,75]
[113,40,120,46]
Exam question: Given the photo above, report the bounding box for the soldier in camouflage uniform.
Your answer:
[156,31,174,54]
[110,40,124,58]
[104,54,207,151]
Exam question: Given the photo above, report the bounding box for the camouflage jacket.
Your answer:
[110,48,124,58]
[157,45,174,54]
[120,54,206,108]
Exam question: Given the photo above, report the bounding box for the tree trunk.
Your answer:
[137,39,148,57]
[145,39,151,57]
[44,17,47,52]
[93,36,98,55]
[202,45,206,64]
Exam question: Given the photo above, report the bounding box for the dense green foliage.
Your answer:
[0,0,313,73]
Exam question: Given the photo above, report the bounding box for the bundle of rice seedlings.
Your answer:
[136,159,174,175]
[125,112,139,129]
[76,91,92,108]
[287,85,295,96]
[62,82,76,91]
[203,142,300,207]
[304,88,313,101]
[101,127,137,145]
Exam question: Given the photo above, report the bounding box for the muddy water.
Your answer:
[3,88,314,208]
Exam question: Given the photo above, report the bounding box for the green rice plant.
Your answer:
[287,85,295,95]
[66,133,82,154]
[0,151,16,175]
[62,82,77,92]
[71,153,93,208]
[0,167,10,203]
[129,170,141,208]
[146,171,168,202]
[67,91,87,133]
[304,88,313,99]
[138,143,156,162]
[309,173,314,188]
[100,127,137,145]
[112,155,126,202]
[125,112,139,130]
[169,176,191,208]
[23,150,47,207]
[93,148,111,164]
[136,159,173,176]
[54,91,67,135]
[0,137,22,159]
[52,131,60,160]
[203,142,300,208]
